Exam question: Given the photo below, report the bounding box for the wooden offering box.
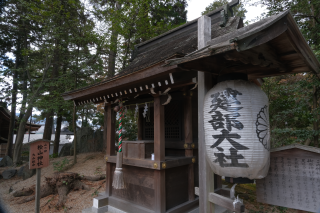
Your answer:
[122,140,154,159]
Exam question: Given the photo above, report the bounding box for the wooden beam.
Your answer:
[154,95,165,162]
[138,107,143,140]
[208,192,244,213]
[105,162,112,196]
[106,155,194,170]
[74,71,197,104]
[62,64,178,101]
[195,188,245,213]
[106,104,115,156]
[253,44,287,71]
[104,105,108,153]
[198,15,215,213]
[184,91,195,201]
[154,170,166,213]
[104,104,114,197]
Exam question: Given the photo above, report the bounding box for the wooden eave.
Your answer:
[61,62,200,106]
[164,11,320,78]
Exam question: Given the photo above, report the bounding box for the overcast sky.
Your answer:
[187,0,266,22]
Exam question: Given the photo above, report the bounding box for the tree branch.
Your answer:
[294,14,320,24]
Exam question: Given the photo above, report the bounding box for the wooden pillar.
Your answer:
[198,15,215,213]
[106,103,115,156]
[184,92,195,201]
[154,95,165,161]
[138,107,143,140]
[153,95,166,213]
[105,104,115,196]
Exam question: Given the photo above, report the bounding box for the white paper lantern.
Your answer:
[203,79,270,179]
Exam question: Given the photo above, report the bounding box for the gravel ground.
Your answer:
[0,152,106,213]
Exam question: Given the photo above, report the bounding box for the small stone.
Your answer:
[17,166,25,177]
[9,186,13,193]
[2,169,17,179]
[22,163,36,180]
[0,157,6,167]
[0,156,13,167]
[6,156,13,167]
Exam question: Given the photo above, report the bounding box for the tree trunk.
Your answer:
[14,172,104,208]
[13,106,32,164]
[73,104,77,164]
[53,113,62,155]
[107,1,121,77]
[6,64,18,158]
[43,111,54,140]
[13,63,51,164]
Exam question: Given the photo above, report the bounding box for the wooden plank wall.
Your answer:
[165,165,189,210]
[111,164,156,210]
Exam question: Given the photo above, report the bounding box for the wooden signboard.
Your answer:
[256,144,320,212]
[29,139,50,169]
[29,139,51,213]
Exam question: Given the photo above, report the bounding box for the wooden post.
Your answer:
[106,103,115,156]
[184,92,195,201]
[35,168,41,213]
[105,104,115,196]
[153,95,166,213]
[138,107,143,140]
[73,104,77,164]
[198,15,214,213]
[154,95,165,161]
[104,104,108,151]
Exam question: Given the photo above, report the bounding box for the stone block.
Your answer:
[2,169,17,179]
[0,156,13,167]
[17,166,25,177]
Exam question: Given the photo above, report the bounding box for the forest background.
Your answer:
[0,0,319,165]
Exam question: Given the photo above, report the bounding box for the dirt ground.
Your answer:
[0,152,106,213]
[0,153,311,213]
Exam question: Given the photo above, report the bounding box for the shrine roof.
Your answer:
[164,11,320,76]
[62,0,242,101]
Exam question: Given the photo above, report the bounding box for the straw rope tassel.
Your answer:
[113,101,125,189]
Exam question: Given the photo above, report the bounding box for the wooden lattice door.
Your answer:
[143,101,182,140]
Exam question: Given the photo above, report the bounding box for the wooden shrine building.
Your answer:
[62,1,320,212]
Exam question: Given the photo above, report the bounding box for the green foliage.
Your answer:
[53,157,70,172]
[49,153,59,159]
[21,151,29,157]
[262,74,320,148]
[115,108,138,141]
[91,189,99,196]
